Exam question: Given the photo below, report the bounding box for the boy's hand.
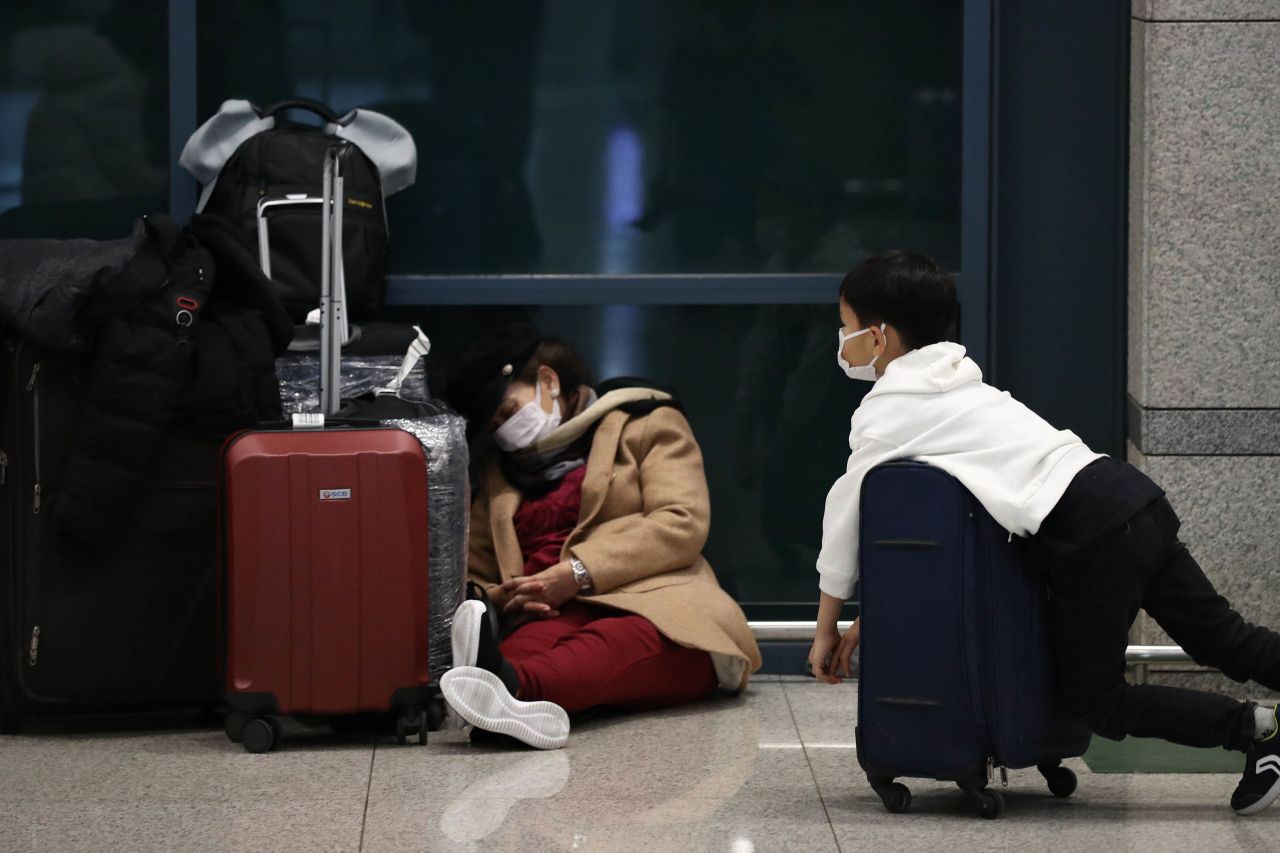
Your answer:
[809,625,844,684]
[811,592,855,684]
[810,619,861,683]
[831,619,861,680]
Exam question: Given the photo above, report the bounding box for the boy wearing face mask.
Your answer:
[810,250,1280,816]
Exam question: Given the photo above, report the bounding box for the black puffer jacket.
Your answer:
[0,224,144,353]
[177,214,294,432]
[53,216,215,549]
[52,215,293,551]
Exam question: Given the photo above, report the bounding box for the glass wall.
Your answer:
[196,0,963,277]
[0,0,170,239]
[1,0,969,617]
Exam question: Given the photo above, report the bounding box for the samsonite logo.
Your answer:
[319,488,352,501]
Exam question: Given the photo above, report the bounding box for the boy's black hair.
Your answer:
[838,250,958,350]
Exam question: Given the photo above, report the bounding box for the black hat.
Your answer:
[446,322,541,433]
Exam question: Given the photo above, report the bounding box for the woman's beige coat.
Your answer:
[467,404,762,690]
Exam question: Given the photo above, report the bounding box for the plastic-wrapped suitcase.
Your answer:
[221,144,432,753]
[277,327,470,697]
[854,461,1091,819]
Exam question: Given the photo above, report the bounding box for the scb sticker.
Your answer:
[319,488,352,501]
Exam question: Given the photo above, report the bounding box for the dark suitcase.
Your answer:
[221,143,433,753]
[0,338,222,732]
[854,461,1091,819]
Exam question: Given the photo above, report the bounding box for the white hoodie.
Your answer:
[816,342,1102,600]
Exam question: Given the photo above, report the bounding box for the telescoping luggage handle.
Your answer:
[252,175,353,350]
[285,142,353,430]
[254,192,355,351]
[318,143,350,419]
[277,141,430,428]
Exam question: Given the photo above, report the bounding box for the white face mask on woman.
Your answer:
[493,383,561,452]
[837,324,885,382]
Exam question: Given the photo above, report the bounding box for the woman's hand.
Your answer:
[473,583,509,611]
[501,562,579,620]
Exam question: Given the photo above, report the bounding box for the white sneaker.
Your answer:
[440,666,570,750]
[450,600,485,670]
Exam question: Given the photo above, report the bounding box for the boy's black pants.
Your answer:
[1044,496,1280,752]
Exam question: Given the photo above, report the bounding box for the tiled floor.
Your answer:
[0,678,1268,853]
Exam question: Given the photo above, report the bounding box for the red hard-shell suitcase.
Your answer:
[220,143,431,753]
[221,427,430,752]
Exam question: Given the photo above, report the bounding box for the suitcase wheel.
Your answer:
[869,777,912,814]
[396,709,428,746]
[224,712,249,744]
[1039,763,1078,799]
[882,783,911,814]
[968,788,1004,820]
[426,697,448,733]
[242,717,281,754]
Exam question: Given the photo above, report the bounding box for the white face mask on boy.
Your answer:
[493,383,561,452]
[837,324,885,382]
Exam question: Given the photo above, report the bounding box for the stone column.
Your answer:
[1128,1,1280,696]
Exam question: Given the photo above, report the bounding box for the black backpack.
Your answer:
[192,99,405,323]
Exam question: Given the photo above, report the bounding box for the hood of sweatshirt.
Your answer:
[852,342,985,445]
[871,342,982,395]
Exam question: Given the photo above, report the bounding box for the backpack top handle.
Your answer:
[257,98,341,124]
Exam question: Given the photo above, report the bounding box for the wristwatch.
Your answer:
[570,557,593,592]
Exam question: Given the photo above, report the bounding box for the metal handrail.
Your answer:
[747,621,1193,664]
[751,621,858,642]
[1124,645,1195,664]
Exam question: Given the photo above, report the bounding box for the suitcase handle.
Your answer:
[876,696,945,709]
[318,144,353,416]
[873,539,941,550]
[258,98,341,124]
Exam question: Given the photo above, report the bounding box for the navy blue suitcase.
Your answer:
[854,461,1091,819]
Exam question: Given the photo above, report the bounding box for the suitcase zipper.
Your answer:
[26,360,44,671]
[27,362,41,513]
[1,450,7,485]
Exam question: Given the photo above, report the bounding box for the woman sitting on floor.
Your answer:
[440,323,761,749]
